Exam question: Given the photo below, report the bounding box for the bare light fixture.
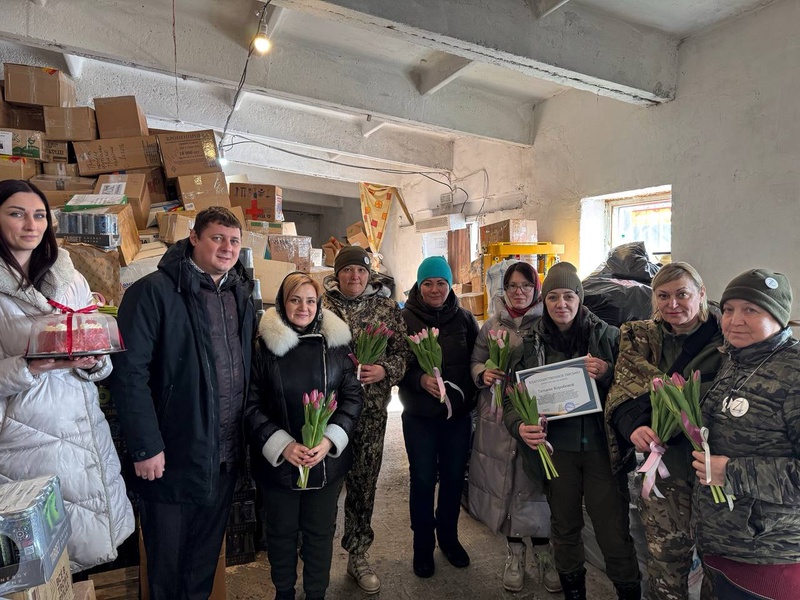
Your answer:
[252,19,272,54]
[218,142,229,166]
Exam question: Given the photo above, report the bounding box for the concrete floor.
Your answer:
[225,408,617,600]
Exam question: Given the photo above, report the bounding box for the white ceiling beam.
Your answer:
[528,0,572,19]
[412,53,474,96]
[29,0,46,5]
[265,5,286,38]
[0,0,533,144]
[361,117,387,138]
[273,0,678,104]
[62,53,85,78]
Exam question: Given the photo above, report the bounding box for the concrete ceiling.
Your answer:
[0,0,778,195]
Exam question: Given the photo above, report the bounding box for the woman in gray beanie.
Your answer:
[692,268,800,599]
[504,262,641,600]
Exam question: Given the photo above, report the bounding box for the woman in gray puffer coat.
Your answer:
[0,180,133,573]
[468,261,558,593]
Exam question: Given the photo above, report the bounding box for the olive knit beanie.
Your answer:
[541,262,584,303]
[416,256,452,287]
[334,245,371,275]
[720,268,793,328]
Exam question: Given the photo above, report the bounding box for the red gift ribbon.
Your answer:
[47,300,98,356]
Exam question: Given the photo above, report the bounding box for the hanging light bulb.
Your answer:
[218,142,229,166]
[252,19,272,54]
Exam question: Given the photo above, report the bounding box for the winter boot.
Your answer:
[558,568,586,600]
[502,541,526,592]
[347,553,381,594]
[274,590,295,600]
[613,581,642,600]
[413,530,435,578]
[532,543,562,593]
[437,534,470,568]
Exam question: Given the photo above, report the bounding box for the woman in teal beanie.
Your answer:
[398,255,479,578]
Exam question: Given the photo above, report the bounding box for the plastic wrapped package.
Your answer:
[267,235,312,273]
[26,310,124,358]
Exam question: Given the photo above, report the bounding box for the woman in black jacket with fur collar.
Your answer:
[245,273,363,600]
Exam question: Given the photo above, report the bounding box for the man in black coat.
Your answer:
[110,207,256,600]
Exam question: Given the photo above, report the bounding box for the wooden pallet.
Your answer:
[89,566,139,600]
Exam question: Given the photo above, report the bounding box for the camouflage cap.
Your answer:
[721,268,793,328]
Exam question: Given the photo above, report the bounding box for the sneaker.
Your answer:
[347,553,381,594]
[502,541,526,592]
[533,543,561,593]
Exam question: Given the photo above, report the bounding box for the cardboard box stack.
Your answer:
[479,218,538,251]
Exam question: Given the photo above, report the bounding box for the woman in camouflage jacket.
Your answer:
[322,245,407,595]
[692,269,800,599]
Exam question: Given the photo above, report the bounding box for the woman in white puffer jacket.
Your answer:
[0,179,134,573]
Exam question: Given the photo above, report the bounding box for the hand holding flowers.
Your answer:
[637,376,682,500]
[296,389,338,489]
[506,382,559,479]
[350,322,394,384]
[407,327,451,417]
[485,329,511,419]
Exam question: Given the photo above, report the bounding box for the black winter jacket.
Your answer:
[110,239,256,505]
[245,306,363,490]
[399,285,479,419]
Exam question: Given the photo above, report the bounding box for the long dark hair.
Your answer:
[0,179,58,291]
[541,302,591,357]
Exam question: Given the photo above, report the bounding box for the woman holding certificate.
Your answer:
[504,262,641,600]
[606,262,724,600]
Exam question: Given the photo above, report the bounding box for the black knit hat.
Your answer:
[720,269,793,328]
[541,262,584,303]
[334,245,371,275]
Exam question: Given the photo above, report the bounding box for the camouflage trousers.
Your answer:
[637,478,716,600]
[341,400,389,556]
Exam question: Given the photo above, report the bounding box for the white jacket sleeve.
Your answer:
[0,355,40,397]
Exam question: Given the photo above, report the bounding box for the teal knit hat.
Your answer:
[417,256,452,287]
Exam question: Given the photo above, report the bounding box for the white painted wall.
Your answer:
[526,0,800,312]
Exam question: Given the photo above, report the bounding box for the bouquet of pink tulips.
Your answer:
[298,389,338,489]
[654,372,733,509]
[506,382,558,480]
[638,377,681,500]
[349,322,394,381]
[485,328,511,419]
[407,327,451,417]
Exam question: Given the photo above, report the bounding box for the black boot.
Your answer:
[613,581,642,600]
[559,568,586,600]
[413,530,435,578]
[274,590,295,600]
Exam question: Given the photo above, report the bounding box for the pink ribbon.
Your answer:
[433,367,452,419]
[638,441,671,500]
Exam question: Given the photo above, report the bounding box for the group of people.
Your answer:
[0,178,798,600]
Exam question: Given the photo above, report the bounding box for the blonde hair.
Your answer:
[651,262,709,322]
[281,273,321,306]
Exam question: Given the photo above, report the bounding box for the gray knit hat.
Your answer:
[334,245,371,275]
[541,262,584,303]
[720,268,793,328]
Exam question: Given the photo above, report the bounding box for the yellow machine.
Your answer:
[482,242,565,309]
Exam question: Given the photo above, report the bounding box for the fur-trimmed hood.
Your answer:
[259,307,351,357]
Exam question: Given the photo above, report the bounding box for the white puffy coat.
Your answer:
[0,249,134,572]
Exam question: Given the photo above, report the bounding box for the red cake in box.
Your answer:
[28,312,121,356]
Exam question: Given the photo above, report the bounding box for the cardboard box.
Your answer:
[62,194,127,212]
[42,141,74,163]
[458,291,485,317]
[11,107,45,131]
[229,183,282,222]
[0,128,45,160]
[321,236,344,267]
[245,220,296,236]
[254,258,297,305]
[0,156,39,180]
[175,172,229,211]
[61,242,123,306]
[156,210,197,244]
[94,174,152,230]
[73,136,160,176]
[72,581,95,600]
[44,107,98,141]
[346,221,370,249]
[479,219,538,250]
[0,100,11,127]
[58,203,140,266]
[311,248,323,268]
[308,266,334,288]
[138,227,159,244]
[93,96,149,139]
[118,167,167,204]
[0,476,72,595]
[267,235,312,273]
[447,228,471,284]
[120,244,166,292]
[30,175,97,192]
[3,64,76,107]
[42,191,77,209]
[157,130,221,177]
[42,162,80,177]
[241,230,268,261]
[6,548,74,600]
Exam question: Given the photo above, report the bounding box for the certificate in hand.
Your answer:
[515,357,602,421]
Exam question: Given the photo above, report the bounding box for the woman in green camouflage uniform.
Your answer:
[606,262,724,600]
[322,246,407,595]
[691,269,800,599]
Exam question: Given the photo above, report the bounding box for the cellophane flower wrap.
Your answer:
[657,371,734,509]
[406,327,451,417]
[485,328,511,420]
[297,389,338,489]
[506,382,558,480]
[637,377,681,500]
[349,322,394,381]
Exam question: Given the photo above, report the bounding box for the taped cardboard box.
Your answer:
[120,243,167,292]
[241,230,268,261]
[3,64,76,107]
[0,128,45,161]
[157,130,221,177]
[94,173,152,230]
[311,248,323,268]
[176,172,227,204]
[42,141,75,163]
[61,241,123,306]
[0,156,39,180]
[93,96,149,139]
[146,201,181,228]
[229,183,282,222]
[0,100,10,127]
[29,175,96,192]
[43,107,98,141]
[254,258,296,305]
[42,162,80,177]
[43,191,76,209]
[246,220,296,236]
[470,257,484,293]
[5,547,74,600]
[321,236,344,267]
[346,221,370,249]
[309,266,334,288]
[157,210,197,244]
[479,219,538,251]
[138,227,159,244]
[11,106,45,131]
[73,136,160,176]
[267,235,312,273]
[124,167,167,204]
[58,203,140,266]
[0,476,72,595]
[458,292,485,317]
[72,581,95,600]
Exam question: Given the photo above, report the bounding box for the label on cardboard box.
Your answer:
[6,548,74,600]
[98,182,126,195]
[158,130,221,177]
[0,129,45,161]
[63,194,127,211]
